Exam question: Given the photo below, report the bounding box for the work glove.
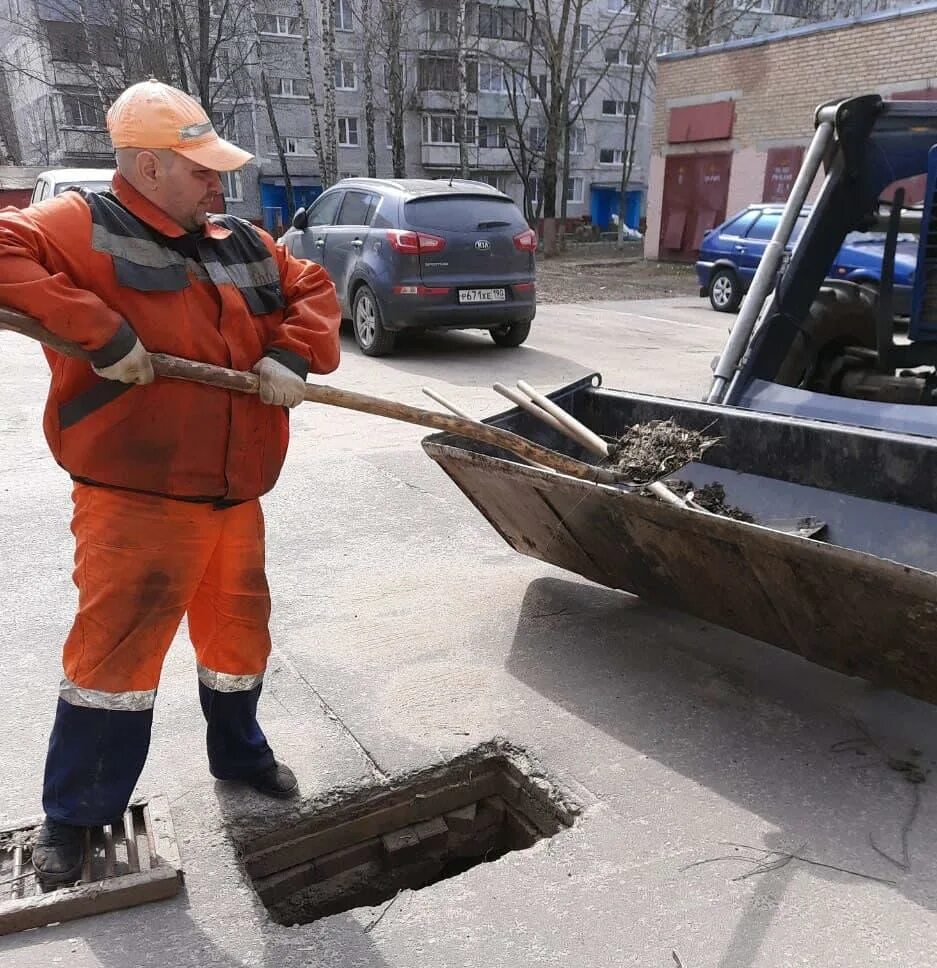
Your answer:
[252,356,307,408]
[92,337,155,385]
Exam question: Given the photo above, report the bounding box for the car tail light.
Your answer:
[393,285,450,296]
[513,282,536,292]
[386,229,447,254]
[513,229,538,252]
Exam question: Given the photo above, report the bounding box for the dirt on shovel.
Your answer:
[606,418,718,484]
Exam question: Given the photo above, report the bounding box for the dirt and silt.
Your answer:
[605,418,756,522]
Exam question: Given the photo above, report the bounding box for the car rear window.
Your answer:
[55,181,111,195]
[404,196,526,232]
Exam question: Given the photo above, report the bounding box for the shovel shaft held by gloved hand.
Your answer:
[0,305,629,487]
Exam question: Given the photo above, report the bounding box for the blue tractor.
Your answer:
[423,94,937,705]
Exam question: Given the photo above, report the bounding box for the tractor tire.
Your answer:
[774,283,878,389]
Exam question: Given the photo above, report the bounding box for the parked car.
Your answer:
[696,204,916,313]
[30,168,115,205]
[279,177,537,356]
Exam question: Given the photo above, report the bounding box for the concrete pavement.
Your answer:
[1,297,936,966]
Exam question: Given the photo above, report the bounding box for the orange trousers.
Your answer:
[62,483,272,701]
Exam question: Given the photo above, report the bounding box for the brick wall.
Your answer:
[646,6,937,259]
[653,9,937,152]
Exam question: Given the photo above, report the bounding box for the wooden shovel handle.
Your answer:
[0,306,628,487]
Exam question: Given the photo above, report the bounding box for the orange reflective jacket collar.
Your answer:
[110,172,232,242]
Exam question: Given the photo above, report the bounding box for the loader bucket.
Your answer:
[422,375,937,706]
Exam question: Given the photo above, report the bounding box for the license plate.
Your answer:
[459,288,506,304]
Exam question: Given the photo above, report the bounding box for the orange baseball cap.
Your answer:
[107,79,253,171]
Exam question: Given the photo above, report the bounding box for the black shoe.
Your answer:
[246,761,298,799]
[32,819,86,887]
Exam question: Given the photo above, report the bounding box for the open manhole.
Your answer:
[241,745,578,925]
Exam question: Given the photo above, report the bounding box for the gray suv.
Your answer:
[279,177,537,356]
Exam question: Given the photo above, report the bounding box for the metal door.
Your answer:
[659,152,732,260]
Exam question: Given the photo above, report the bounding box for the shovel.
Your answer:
[0,306,639,489]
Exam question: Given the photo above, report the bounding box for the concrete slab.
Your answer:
[1,300,936,966]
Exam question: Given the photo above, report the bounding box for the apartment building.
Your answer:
[0,0,891,231]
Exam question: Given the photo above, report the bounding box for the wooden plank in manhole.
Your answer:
[0,795,183,936]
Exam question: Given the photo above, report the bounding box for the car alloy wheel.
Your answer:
[352,284,396,356]
[355,291,377,347]
[709,269,741,313]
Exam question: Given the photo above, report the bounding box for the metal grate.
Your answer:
[0,796,183,936]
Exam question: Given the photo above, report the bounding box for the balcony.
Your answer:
[421,144,461,168]
[60,127,111,160]
[421,144,513,169]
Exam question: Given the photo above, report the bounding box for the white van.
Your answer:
[30,168,115,205]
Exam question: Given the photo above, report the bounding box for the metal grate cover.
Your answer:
[0,795,183,936]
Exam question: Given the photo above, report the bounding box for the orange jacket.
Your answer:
[0,174,340,501]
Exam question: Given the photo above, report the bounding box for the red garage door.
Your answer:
[659,152,732,260]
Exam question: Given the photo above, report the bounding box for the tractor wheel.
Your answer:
[774,283,878,390]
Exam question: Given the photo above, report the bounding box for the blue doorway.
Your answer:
[260,183,322,234]
[590,187,642,231]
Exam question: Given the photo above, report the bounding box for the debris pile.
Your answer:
[607,418,718,484]
[667,480,756,523]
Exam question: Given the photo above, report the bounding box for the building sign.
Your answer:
[762,146,805,203]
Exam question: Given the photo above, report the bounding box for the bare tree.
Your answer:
[486,0,640,254]
[320,0,338,186]
[259,67,295,220]
[456,0,470,178]
[381,0,409,177]
[361,0,377,177]
[296,0,328,185]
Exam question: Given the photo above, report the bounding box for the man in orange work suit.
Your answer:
[0,80,341,885]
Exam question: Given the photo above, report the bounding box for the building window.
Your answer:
[528,125,546,151]
[338,117,359,147]
[336,0,353,31]
[734,0,773,9]
[604,47,634,67]
[422,114,477,145]
[606,0,634,12]
[212,110,235,139]
[565,177,584,204]
[568,126,585,155]
[260,14,300,35]
[382,62,406,90]
[572,23,589,51]
[62,93,105,128]
[570,77,587,103]
[477,3,527,41]
[385,117,394,148]
[428,8,452,33]
[209,49,230,82]
[529,73,547,101]
[478,120,508,148]
[418,56,477,92]
[475,172,508,193]
[273,77,307,97]
[528,175,543,206]
[221,171,243,201]
[657,33,675,54]
[335,59,357,91]
[601,98,638,117]
[478,61,508,94]
[599,148,630,165]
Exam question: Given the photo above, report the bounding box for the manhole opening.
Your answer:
[241,750,577,925]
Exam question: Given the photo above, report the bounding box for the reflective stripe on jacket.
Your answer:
[0,173,341,501]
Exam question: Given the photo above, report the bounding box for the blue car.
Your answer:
[696,204,916,313]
